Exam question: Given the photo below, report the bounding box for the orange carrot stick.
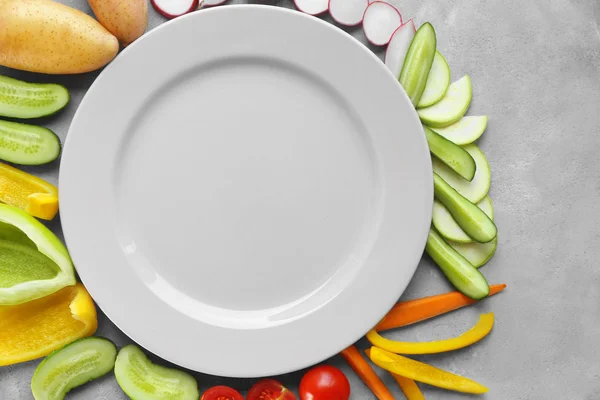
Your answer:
[365,348,425,400]
[376,284,506,331]
[340,346,395,400]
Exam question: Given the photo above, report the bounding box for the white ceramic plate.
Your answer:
[60,5,432,378]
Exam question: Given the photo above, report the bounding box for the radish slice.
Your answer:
[363,2,402,46]
[329,0,369,26]
[384,19,416,79]
[294,0,329,15]
[201,0,227,6]
[151,0,199,19]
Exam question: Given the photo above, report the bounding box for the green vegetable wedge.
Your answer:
[433,195,494,243]
[399,22,437,106]
[0,75,69,119]
[418,75,472,128]
[115,344,199,400]
[417,51,450,108]
[429,116,488,145]
[0,120,61,165]
[449,237,498,268]
[424,125,475,181]
[31,337,117,400]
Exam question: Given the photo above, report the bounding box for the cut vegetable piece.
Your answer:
[449,237,497,268]
[376,284,506,331]
[201,386,244,400]
[430,116,488,145]
[364,349,424,400]
[0,204,74,305]
[384,20,416,79]
[369,347,488,394]
[433,174,497,243]
[151,0,198,19]
[201,0,227,6]
[328,0,369,26]
[417,51,450,108]
[247,379,296,400]
[432,144,490,203]
[362,2,402,46]
[418,75,472,127]
[433,196,493,243]
[0,120,61,165]
[0,75,70,119]
[115,344,199,400]
[0,283,97,366]
[294,0,328,15]
[31,337,117,400]
[340,346,395,400]
[399,22,437,106]
[425,126,475,181]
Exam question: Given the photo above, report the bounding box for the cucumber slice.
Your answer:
[115,344,199,400]
[418,75,472,128]
[0,120,61,165]
[417,51,450,108]
[432,144,490,203]
[424,125,475,181]
[433,195,493,243]
[433,173,496,243]
[449,237,497,268]
[0,75,69,119]
[31,337,117,400]
[399,22,437,106]
[426,228,490,300]
[429,116,488,146]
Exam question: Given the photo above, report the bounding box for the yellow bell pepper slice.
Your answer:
[369,346,488,394]
[0,283,98,366]
[366,313,494,354]
[393,375,425,400]
[0,162,58,220]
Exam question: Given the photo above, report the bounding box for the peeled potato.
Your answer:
[0,0,119,74]
[88,0,148,46]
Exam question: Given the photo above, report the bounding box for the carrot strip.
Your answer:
[340,346,395,400]
[376,284,506,331]
[365,348,425,400]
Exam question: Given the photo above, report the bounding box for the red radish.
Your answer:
[384,19,416,78]
[328,0,369,26]
[200,0,227,6]
[362,2,402,46]
[294,0,329,15]
[151,0,198,19]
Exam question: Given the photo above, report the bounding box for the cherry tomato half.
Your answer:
[201,385,244,400]
[299,365,350,400]
[247,379,297,400]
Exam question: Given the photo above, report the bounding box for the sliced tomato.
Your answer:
[247,379,296,400]
[201,385,244,400]
[299,365,350,400]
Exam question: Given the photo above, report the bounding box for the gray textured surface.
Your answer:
[1,0,599,399]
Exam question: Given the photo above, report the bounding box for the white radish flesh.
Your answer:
[151,0,198,19]
[294,0,329,15]
[201,0,227,6]
[329,0,369,26]
[384,20,416,79]
[362,2,402,46]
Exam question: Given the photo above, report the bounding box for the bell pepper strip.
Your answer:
[369,346,488,394]
[367,313,494,355]
[0,283,97,366]
[376,284,506,331]
[364,348,425,400]
[0,204,75,305]
[0,162,58,220]
[340,346,395,400]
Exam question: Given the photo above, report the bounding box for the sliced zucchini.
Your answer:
[432,144,490,203]
[417,51,450,108]
[449,237,497,268]
[0,75,69,119]
[424,125,475,181]
[429,116,488,146]
[433,195,493,243]
[399,22,437,106]
[418,75,472,128]
[0,120,61,165]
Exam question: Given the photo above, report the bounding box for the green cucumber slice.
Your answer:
[0,120,61,165]
[424,125,475,181]
[433,195,493,243]
[429,116,488,145]
[433,173,496,243]
[432,144,490,203]
[449,237,497,268]
[399,22,437,106]
[418,75,472,128]
[0,240,60,288]
[417,51,450,108]
[426,228,490,300]
[0,75,69,119]
[31,337,117,400]
[115,344,199,400]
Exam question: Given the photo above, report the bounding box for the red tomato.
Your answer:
[201,385,244,400]
[299,365,350,400]
[247,379,297,400]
